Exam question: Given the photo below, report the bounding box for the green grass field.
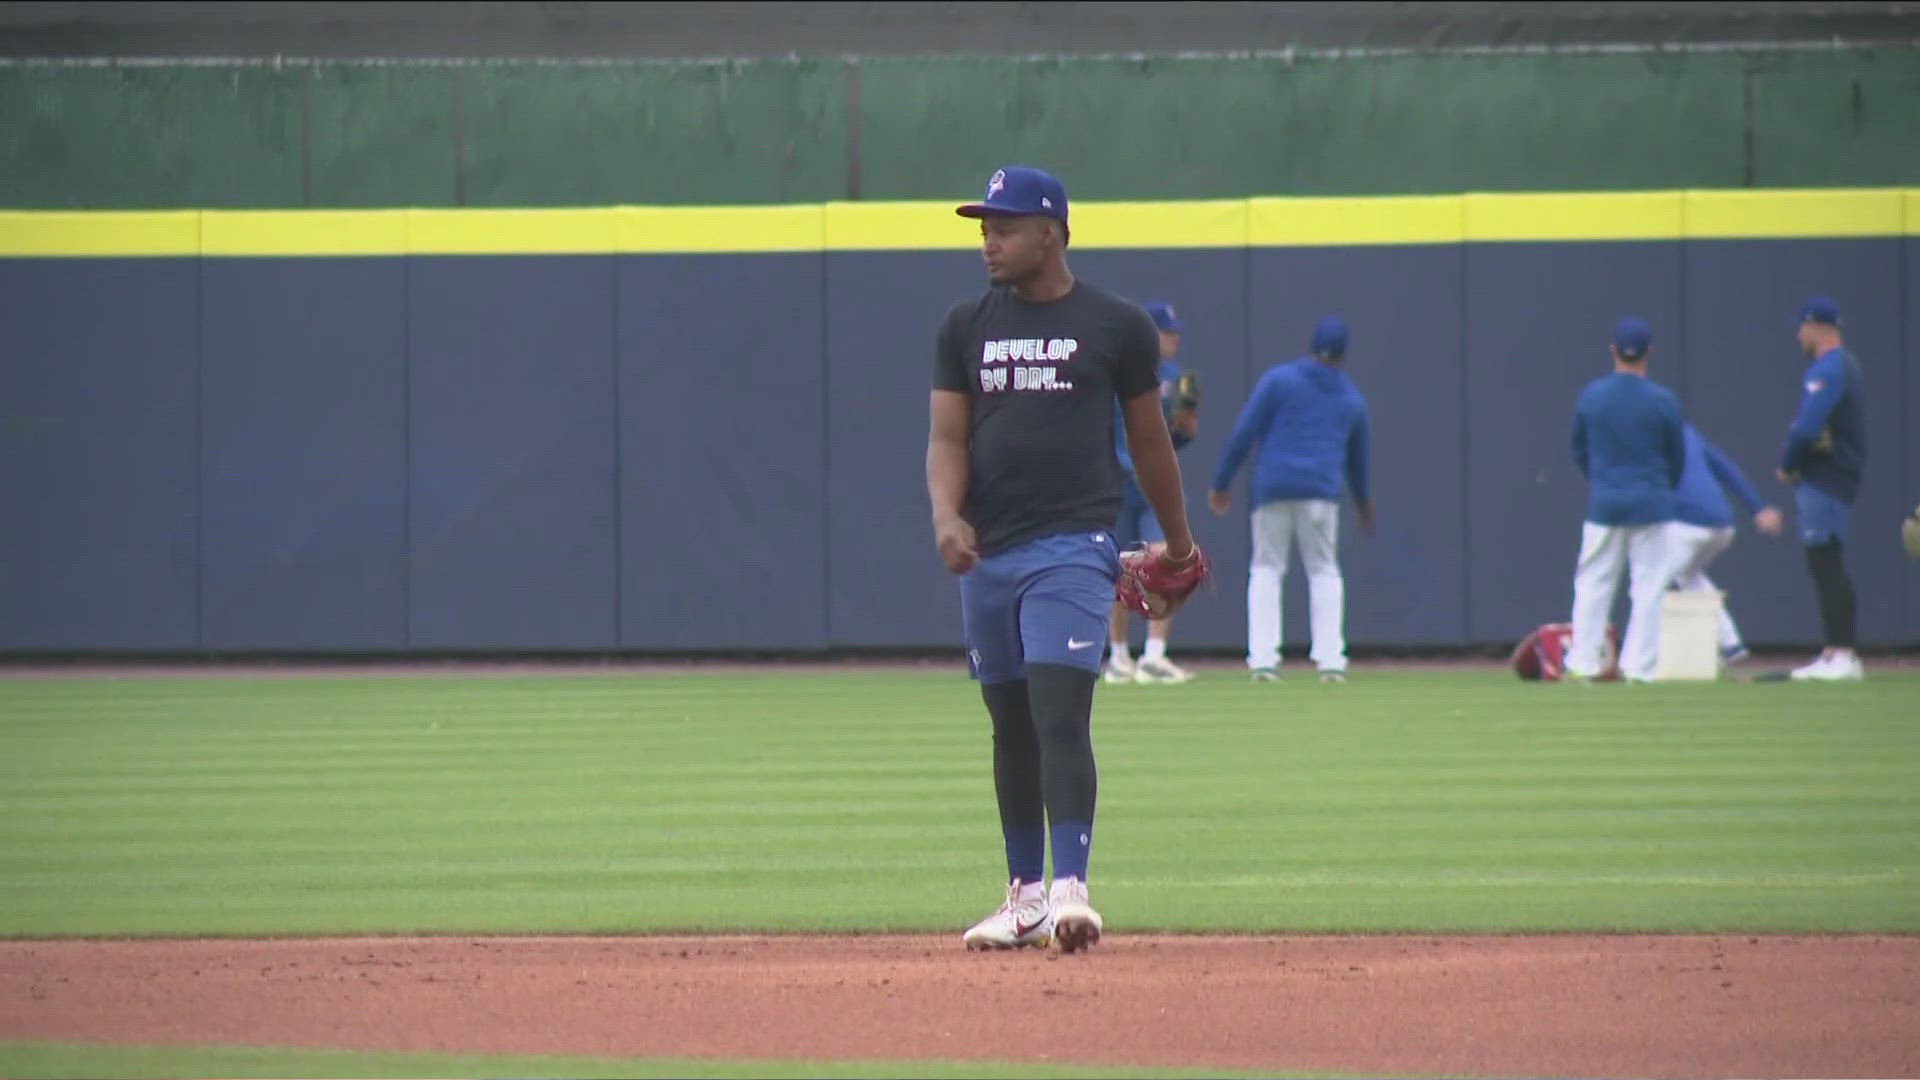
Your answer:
[3,666,1917,1078]
[3,668,1917,938]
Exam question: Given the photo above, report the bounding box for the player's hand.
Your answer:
[1157,536,1197,567]
[1207,490,1231,516]
[1357,499,1377,535]
[933,513,979,574]
[1754,507,1783,536]
[1169,409,1197,440]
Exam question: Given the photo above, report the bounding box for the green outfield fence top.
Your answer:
[1,188,1916,257]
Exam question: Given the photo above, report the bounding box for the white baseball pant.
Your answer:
[1665,521,1744,653]
[1247,499,1346,673]
[1569,520,1680,682]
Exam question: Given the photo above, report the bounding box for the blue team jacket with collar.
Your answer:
[1570,371,1686,526]
[1672,422,1765,529]
[1780,346,1867,504]
[1211,357,1370,507]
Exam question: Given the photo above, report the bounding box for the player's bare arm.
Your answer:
[1120,388,1197,564]
[926,389,978,574]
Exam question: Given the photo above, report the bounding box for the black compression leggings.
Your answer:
[1805,540,1857,648]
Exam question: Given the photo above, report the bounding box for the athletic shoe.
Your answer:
[1788,653,1834,681]
[1102,651,1136,685]
[1720,644,1751,665]
[1250,667,1280,682]
[1318,669,1346,684]
[961,879,1052,951]
[1133,656,1195,684]
[1792,652,1864,682]
[1048,876,1103,954]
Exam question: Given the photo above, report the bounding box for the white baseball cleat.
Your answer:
[1102,651,1136,685]
[962,880,1052,950]
[1133,656,1194,684]
[1048,876,1103,954]
[1791,651,1864,681]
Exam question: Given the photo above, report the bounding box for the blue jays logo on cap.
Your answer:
[956,165,1070,228]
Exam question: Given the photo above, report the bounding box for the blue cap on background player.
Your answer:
[956,166,1070,231]
[1793,296,1842,327]
[1613,316,1651,360]
[1142,302,1182,333]
[1312,315,1348,359]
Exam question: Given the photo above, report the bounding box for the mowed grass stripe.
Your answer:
[2,671,1915,936]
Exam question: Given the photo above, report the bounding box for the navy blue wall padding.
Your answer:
[1906,238,1919,645]
[1680,238,1908,647]
[823,251,981,649]
[1248,245,1469,648]
[405,255,620,649]
[617,253,831,649]
[0,259,200,650]
[1461,242,1686,644]
[3,240,1914,654]
[198,258,409,649]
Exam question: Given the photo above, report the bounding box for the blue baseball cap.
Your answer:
[956,166,1070,231]
[1311,315,1348,359]
[1613,316,1652,360]
[1793,296,1842,327]
[1142,301,1182,333]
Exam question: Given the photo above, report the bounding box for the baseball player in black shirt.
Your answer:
[927,165,1201,953]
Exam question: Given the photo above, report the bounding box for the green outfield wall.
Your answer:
[3,49,1918,210]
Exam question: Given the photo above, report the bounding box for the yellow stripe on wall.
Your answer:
[1250,195,1464,246]
[824,201,977,251]
[1684,188,1907,239]
[0,190,1913,258]
[619,205,823,254]
[1067,200,1248,249]
[1465,192,1684,242]
[0,211,200,256]
[406,208,618,255]
[823,198,1248,252]
[202,210,409,256]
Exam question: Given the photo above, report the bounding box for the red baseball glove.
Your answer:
[1116,542,1211,619]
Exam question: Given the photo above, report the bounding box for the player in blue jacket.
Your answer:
[1208,315,1373,683]
[1666,422,1784,666]
[1103,301,1199,685]
[1776,296,1867,681]
[1567,317,1687,683]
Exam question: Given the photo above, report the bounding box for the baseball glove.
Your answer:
[1116,542,1211,620]
[1170,370,1199,415]
[1903,503,1920,560]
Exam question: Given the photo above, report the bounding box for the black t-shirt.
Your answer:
[933,280,1162,556]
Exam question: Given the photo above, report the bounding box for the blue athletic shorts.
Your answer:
[959,530,1121,684]
[1795,484,1852,546]
[1112,481,1163,549]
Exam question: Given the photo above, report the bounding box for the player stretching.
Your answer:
[1566,317,1686,684]
[927,165,1204,953]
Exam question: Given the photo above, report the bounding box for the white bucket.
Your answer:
[1655,589,1725,681]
